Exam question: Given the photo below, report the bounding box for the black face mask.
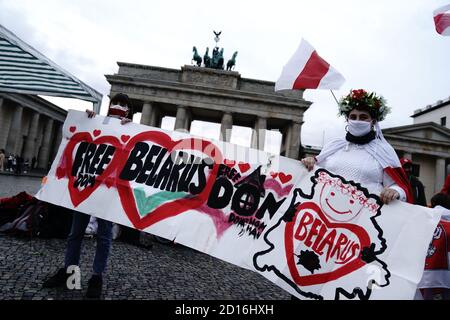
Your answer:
[345,130,376,145]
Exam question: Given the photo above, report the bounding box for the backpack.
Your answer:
[0,192,34,227]
[0,199,47,237]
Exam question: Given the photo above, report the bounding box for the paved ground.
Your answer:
[0,173,43,198]
[0,234,290,300]
[0,174,290,300]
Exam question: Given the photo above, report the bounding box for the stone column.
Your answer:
[50,122,63,162]
[6,105,24,155]
[156,113,163,128]
[220,112,233,142]
[0,98,12,150]
[174,105,189,132]
[251,117,267,150]
[184,108,192,132]
[141,101,156,127]
[280,124,292,157]
[281,121,302,159]
[288,121,302,160]
[37,118,54,170]
[23,112,40,161]
[34,121,45,162]
[435,157,446,193]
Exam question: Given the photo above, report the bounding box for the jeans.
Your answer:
[64,211,112,275]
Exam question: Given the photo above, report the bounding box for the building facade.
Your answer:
[0,92,66,170]
[412,97,450,129]
[106,62,311,160]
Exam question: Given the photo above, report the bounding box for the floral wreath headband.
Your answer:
[338,89,391,122]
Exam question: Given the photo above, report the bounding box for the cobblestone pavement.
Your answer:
[0,174,291,300]
[0,174,43,198]
[0,234,290,300]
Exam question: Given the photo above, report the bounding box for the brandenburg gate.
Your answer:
[106,62,311,160]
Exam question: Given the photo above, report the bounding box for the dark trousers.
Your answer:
[64,211,112,275]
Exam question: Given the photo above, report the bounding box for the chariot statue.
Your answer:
[191,31,238,71]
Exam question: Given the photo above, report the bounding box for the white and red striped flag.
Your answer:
[275,38,345,91]
[434,4,450,36]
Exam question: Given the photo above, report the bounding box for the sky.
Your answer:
[1,0,449,153]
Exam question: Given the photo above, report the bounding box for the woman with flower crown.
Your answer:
[301,89,413,204]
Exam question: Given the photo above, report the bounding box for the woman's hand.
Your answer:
[120,117,132,125]
[380,187,400,204]
[300,157,316,171]
[86,109,96,118]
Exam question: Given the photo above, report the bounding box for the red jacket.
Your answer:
[441,174,450,195]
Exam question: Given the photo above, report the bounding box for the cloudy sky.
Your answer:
[1,0,449,153]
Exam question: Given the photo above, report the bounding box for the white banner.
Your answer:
[36,110,442,300]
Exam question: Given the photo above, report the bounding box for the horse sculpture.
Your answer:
[226,51,238,71]
[192,46,202,67]
[217,48,224,70]
[203,47,211,68]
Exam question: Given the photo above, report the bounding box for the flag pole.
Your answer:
[330,90,339,106]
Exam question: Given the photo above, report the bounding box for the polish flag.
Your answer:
[275,38,345,91]
[434,4,450,36]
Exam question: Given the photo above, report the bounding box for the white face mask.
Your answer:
[347,120,372,137]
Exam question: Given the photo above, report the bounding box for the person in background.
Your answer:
[42,93,133,299]
[24,158,29,174]
[31,156,36,170]
[15,155,23,174]
[441,174,450,195]
[400,157,427,206]
[7,154,13,172]
[420,192,450,300]
[0,149,5,171]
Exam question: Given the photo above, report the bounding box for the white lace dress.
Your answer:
[319,143,406,201]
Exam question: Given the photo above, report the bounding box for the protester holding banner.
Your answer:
[400,157,427,206]
[0,149,5,171]
[419,192,450,300]
[42,93,133,299]
[441,174,450,195]
[301,89,412,204]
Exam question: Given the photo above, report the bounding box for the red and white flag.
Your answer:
[434,4,450,36]
[275,38,345,91]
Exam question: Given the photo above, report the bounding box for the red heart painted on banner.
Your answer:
[105,176,115,189]
[278,172,292,184]
[121,135,130,143]
[56,167,66,179]
[69,126,76,133]
[270,172,278,179]
[224,159,236,167]
[238,162,250,173]
[115,131,223,230]
[93,129,101,137]
[56,132,122,207]
[284,202,371,286]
